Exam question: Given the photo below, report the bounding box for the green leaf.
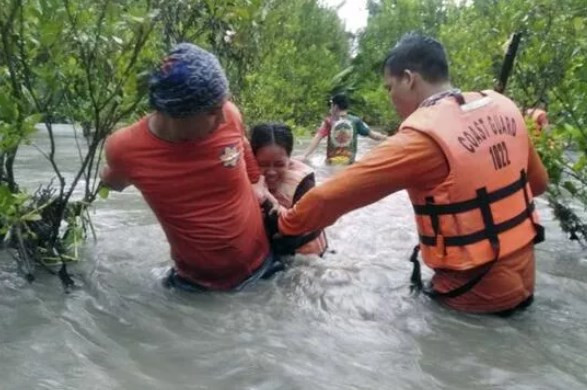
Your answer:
[128,15,145,24]
[24,113,42,127]
[24,213,42,222]
[98,185,110,199]
[563,181,577,196]
[0,91,18,122]
[573,155,587,173]
[40,21,62,46]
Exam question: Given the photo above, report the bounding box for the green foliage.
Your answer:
[98,185,110,200]
[237,0,350,133]
[0,0,159,284]
[438,0,587,241]
[0,185,34,235]
[153,0,351,132]
[352,0,447,125]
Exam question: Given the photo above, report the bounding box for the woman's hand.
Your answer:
[252,175,280,211]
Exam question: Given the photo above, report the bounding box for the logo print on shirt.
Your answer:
[330,118,354,147]
[219,145,240,168]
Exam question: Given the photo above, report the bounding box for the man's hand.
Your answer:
[368,129,387,141]
[262,204,321,256]
[302,133,325,162]
[263,202,279,238]
[262,207,300,256]
[252,175,280,210]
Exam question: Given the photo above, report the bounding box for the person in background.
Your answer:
[302,94,387,165]
[525,100,549,135]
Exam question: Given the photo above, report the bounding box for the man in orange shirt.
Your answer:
[101,43,279,291]
[275,33,549,314]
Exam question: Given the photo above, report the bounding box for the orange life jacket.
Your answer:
[403,90,543,273]
[273,159,328,256]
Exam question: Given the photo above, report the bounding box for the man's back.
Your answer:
[322,114,370,164]
[105,102,269,289]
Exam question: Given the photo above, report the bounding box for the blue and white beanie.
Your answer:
[149,43,229,118]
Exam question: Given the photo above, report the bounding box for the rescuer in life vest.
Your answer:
[271,33,549,315]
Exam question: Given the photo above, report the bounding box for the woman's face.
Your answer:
[255,144,290,191]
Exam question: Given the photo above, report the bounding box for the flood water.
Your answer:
[1,125,586,390]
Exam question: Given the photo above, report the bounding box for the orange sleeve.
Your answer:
[103,132,129,182]
[278,130,449,235]
[527,138,549,196]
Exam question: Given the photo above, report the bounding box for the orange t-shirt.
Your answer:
[105,102,269,290]
[279,129,548,313]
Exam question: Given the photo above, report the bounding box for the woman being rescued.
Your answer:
[251,123,328,257]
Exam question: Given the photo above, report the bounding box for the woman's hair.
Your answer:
[250,123,294,156]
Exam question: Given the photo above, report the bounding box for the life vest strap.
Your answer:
[409,245,423,293]
[294,230,322,248]
[476,186,500,252]
[409,170,545,299]
[409,244,498,299]
[419,202,535,247]
[520,170,546,244]
[411,185,503,299]
[271,230,323,256]
[425,196,440,234]
[413,171,528,216]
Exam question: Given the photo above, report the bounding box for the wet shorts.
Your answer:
[163,252,284,293]
[494,294,534,317]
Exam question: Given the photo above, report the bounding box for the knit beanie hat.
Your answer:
[149,43,229,117]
